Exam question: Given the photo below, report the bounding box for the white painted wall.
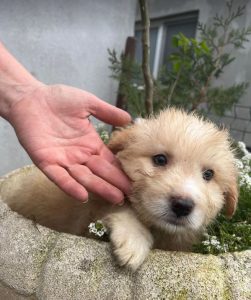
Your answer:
[0,0,137,175]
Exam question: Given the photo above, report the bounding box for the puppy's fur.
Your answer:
[3,109,238,270]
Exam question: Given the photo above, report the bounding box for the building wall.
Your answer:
[137,0,251,146]
[0,0,137,175]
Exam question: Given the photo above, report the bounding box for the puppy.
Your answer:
[3,108,238,270]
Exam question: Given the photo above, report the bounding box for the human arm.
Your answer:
[0,42,132,204]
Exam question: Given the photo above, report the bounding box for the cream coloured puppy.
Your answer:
[3,108,238,270]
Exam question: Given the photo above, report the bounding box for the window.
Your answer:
[135,11,199,78]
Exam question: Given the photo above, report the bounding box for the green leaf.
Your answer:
[173,61,181,73]
[200,40,210,53]
[171,35,179,47]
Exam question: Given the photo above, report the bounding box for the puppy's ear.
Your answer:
[224,180,238,218]
[108,127,134,154]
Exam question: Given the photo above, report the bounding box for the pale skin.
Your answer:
[0,42,132,204]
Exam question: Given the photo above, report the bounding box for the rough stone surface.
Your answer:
[0,282,37,300]
[38,235,135,300]
[0,166,250,300]
[0,199,57,296]
[222,252,251,300]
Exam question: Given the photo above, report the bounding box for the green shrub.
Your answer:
[109,1,251,117]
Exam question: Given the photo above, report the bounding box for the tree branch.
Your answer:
[139,0,154,115]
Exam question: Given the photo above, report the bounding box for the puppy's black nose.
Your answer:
[171,197,194,218]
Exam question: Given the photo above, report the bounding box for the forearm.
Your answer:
[0,42,41,120]
[0,42,37,85]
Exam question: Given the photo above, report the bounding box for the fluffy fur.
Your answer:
[3,108,238,270]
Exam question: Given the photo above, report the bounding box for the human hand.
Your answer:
[6,84,132,204]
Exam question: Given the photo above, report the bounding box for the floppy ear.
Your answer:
[108,127,134,154]
[224,180,238,218]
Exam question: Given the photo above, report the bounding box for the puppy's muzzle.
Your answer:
[170,196,195,218]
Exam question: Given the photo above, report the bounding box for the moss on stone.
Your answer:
[33,232,58,268]
[171,289,189,300]
[222,287,232,300]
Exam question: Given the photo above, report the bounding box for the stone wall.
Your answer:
[0,167,250,300]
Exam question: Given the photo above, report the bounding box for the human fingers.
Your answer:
[85,155,131,195]
[67,165,125,204]
[41,165,89,202]
[92,137,124,169]
[86,93,132,126]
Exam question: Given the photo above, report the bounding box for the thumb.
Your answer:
[88,94,132,126]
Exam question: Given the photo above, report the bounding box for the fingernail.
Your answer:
[82,199,89,204]
[118,201,124,206]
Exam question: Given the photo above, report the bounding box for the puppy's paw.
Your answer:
[103,209,153,271]
[111,226,153,271]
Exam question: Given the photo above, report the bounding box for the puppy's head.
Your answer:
[109,108,238,234]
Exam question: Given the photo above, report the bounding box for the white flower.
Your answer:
[239,173,251,187]
[131,83,145,90]
[238,141,250,155]
[236,142,251,189]
[235,159,244,170]
[88,220,107,237]
[99,131,109,142]
[210,236,220,246]
[242,154,251,161]
[202,240,210,246]
[201,233,231,252]
[94,123,110,143]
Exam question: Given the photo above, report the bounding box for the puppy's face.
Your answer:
[109,109,238,234]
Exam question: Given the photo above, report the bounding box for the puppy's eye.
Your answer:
[153,154,168,166]
[203,169,214,181]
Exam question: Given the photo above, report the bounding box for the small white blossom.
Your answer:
[243,154,251,161]
[202,240,210,246]
[236,142,251,189]
[235,159,243,169]
[238,141,250,155]
[94,123,110,144]
[131,83,145,90]
[99,131,109,143]
[88,220,107,237]
[201,234,229,252]
[210,236,220,246]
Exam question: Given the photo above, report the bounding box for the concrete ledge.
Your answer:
[0,166,250,300]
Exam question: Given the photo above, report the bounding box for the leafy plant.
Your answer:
[109,0,251,117]
[108,48,143,115]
